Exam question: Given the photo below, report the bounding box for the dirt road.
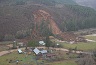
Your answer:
[0,49,18,56]
[0,47,92,57]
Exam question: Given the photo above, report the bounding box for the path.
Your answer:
[37,47,93,54]
[0,47,93,57]
[0,49,17,56]
[0,48,25,56]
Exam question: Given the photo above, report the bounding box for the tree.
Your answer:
[3,34,15,41]
[93,50,96,57]
[27,40,39,47]
[13,41,17,49]
[39,20,53,37]
[45,36,51,49]
[77,54,95,65]
[0,34,4,41]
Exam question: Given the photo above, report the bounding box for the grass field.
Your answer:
[0,51,77,65]
[51,60,77,65]
[0,52,36,65]
[0,41,13,51]
[0,41,13,44]
[60,42,96,51]
[85,35,96,41]
[51,35,96,51]
[0,45,9,52]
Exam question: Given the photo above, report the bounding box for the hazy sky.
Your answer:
[74,0,96,9]
[74,0,95,2]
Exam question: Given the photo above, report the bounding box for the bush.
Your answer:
[0,35,4,41]
[3,34,15,41]
[27,40,39,47]
[15,30,31,39]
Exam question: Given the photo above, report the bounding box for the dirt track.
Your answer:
[0,47,91,57]
[0,49,17,56]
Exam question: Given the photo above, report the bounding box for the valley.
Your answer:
[0,0,96,65]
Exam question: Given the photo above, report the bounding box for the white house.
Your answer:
[39,41,45,45]
[33,48,40,55]
[40,50,47,54]
[33,48,47,55]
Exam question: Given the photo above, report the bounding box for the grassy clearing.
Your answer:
[85,35,96,41]
[59,42,96,51]
[0,41,13,44]
[0,52,36,65]
[0,45,9,52]
[51,35,96,51]
[0,41,13,51]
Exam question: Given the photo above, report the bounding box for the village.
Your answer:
[0,41,78,65]
[0,33,96,65]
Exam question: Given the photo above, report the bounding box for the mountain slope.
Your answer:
[33,10,61,34]
[55,0,76,5]
[0,0,77,6]
[0,0,96,41]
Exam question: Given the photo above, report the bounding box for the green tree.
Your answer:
[45,36,51,49]
[0,35,4,41]
[27,40,39,47]
[39,19,53,36]
[13,41,17,49]
[4,34,15,41]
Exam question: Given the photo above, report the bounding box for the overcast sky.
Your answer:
[74,0,96,9]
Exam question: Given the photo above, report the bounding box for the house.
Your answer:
[40,50,47,54]
[33,48,47,55]
[39,41,45,45]
[33,48,40,55]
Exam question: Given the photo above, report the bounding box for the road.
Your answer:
[0,49,17,56]
[0,47,93,57]
[0,48,25,56]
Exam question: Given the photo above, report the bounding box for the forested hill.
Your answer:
[33,0,77,5]
[0,0,96,41]
[54,0,77,5]
[0,0,76,6]
[57,5,96,31]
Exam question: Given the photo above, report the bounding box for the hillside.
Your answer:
[0,0,96,41]
[0,0,76,6]
[33,10,61,34]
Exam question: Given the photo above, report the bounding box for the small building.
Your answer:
[33,48,40,55]
[40,50,47,54]
[39,41,45,45]
[33,48,47,55]
[18,49,23,54]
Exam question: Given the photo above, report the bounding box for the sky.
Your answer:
[74,0,96,9]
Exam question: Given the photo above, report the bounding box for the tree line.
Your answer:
[59,5,96,31]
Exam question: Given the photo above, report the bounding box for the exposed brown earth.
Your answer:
[56,32,86,42]
[33,10,61,34]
